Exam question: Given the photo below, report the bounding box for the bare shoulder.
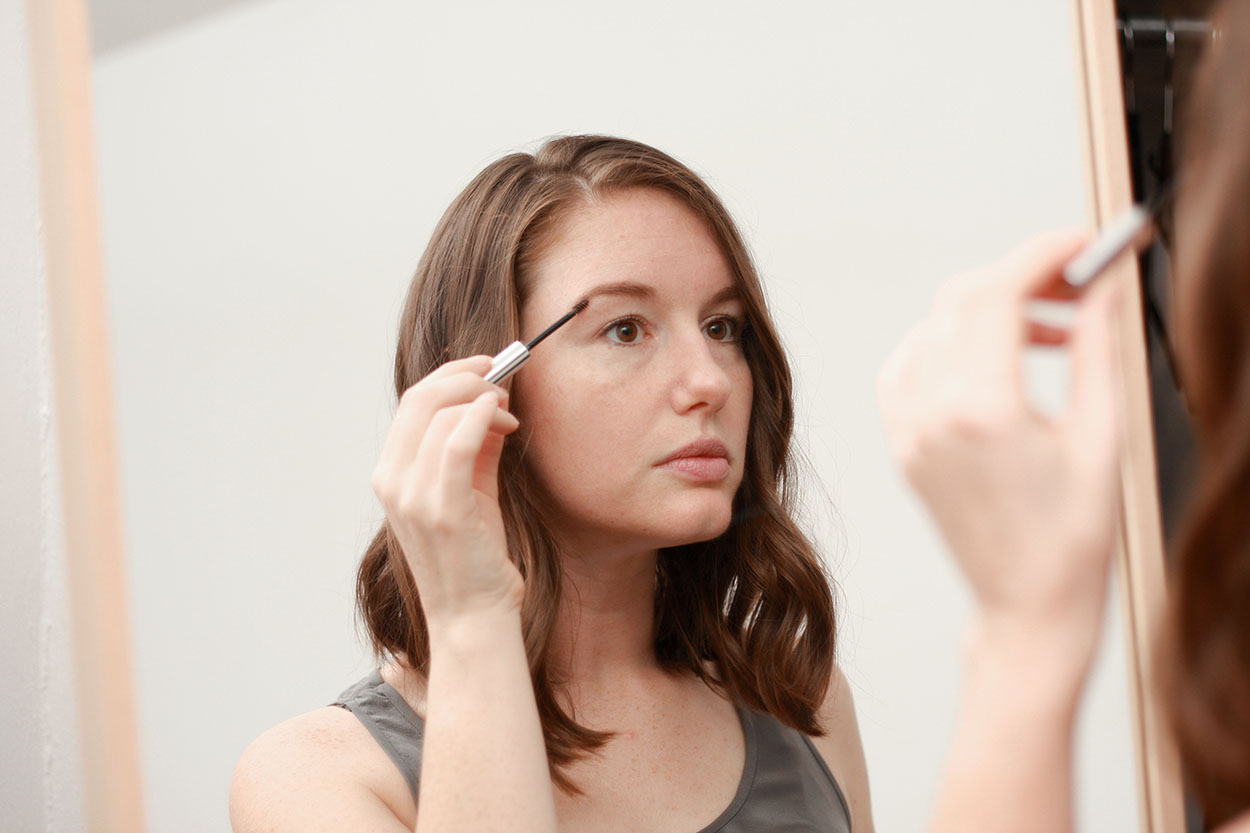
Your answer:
[808,663,875,833]
[1217,811,1250,833]
[229,706,415,833]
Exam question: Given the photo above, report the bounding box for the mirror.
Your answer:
[18,0,1158,829]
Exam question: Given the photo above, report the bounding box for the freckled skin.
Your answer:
[512,188,753,558]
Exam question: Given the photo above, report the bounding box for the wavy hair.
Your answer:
[1164,0,1250,823]
[355,135,836,793]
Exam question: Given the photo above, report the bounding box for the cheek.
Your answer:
[732,364,754,432]
[513,362,649,476]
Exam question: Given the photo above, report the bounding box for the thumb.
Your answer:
[472,414,517,501]
[997,229,1090,299]
[1065,282,1125,459]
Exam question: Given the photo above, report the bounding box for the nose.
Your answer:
[669,335,734,415]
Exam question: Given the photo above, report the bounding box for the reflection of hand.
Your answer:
[876,230,1124,668]
[371,355,525,638]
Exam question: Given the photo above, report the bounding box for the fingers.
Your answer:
[379,360,505,474]
[922,229,1093,394]
[407,392,516,521]
[1032,279,1086,303]
[419,354,493,384]
[1027,321,1072,347]
[373,356,513,502]
[398,356,503,427]
[472,430,509,503]
[993,228,1090,300]
[441,392,509,503]
[401,357,507,417]
[1065,283,1125,460]
[934,229,1090,311]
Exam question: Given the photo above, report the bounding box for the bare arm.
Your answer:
[373,356,558,833]
[228,614,554,833]
[229,708,417,832]
[417,608,556,833]
[928,621,1090,833]
[232,356,557,832]
[876,233,1125,833]
[1217,812,1250,833]
[810,664,874,833]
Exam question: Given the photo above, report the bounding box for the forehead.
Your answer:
[524,188,737,307]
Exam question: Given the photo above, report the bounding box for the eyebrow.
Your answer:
[577,281,741,308]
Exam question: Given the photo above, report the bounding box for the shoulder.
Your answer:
[808,663,875,833]
[1217,810,1250,833]
[229,706,415,833]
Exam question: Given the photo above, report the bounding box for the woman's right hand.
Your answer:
[876,232,1125,671]
[371,355,525,635]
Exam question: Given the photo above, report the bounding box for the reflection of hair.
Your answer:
[1165,0,1250,822]
[355,135,837,793]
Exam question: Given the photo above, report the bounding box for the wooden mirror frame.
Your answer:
[27,0,145,830]
[1070,0,1186,830]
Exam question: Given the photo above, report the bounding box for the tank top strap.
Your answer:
[715,704,853,833]
[331,669,424,805]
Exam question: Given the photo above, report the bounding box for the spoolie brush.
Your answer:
[484,299,589,384]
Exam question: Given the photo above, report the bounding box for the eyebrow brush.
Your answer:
[1061,183,1174,288]
[1061,205,1154,287]
[484,299,589,384]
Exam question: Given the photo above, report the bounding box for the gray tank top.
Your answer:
[332,670,852,832]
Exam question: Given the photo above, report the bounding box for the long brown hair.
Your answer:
[355,135,836,792]
[1164,1,1250,823]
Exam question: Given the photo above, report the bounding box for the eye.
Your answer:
[703,316,742,342]
[604,317,644,344]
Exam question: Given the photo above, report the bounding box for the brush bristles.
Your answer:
[525,299,591,350]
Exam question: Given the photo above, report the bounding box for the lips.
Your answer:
[658,438,731,481]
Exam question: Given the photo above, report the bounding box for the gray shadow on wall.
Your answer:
[90,0,265,55]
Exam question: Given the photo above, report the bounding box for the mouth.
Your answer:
[658,438,731,481]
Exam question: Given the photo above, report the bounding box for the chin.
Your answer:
[660,499,735,547]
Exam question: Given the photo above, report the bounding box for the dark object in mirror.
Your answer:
[1114,2,1217,830]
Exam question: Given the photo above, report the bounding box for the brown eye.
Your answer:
[607,319,641,343]
[704,318,737,342]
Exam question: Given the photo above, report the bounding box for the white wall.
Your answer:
[1,0,87,829]
[91,1,1137,831]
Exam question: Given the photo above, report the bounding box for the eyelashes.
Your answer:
[600,314,748,346]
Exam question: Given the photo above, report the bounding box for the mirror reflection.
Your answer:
[86,1,1138,830]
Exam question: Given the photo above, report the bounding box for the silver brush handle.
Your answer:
[1062,205,1152,287]
[484,341,530,384]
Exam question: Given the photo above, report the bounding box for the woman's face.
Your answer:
[512,187,754,556]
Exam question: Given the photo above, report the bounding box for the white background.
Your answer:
[82,0,1138,831]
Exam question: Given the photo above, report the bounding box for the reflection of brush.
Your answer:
[484,299,590,384]
[1061,206,1154,287]
[1062,182,1174,287]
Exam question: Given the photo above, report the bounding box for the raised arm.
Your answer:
[231,355,556,833]
[374,356,556,833]
[876,231,1125,833]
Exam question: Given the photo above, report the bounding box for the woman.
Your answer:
[230,136,873,832]
[878,1,1250,829]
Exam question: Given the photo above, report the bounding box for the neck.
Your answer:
[550,543,662,692]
